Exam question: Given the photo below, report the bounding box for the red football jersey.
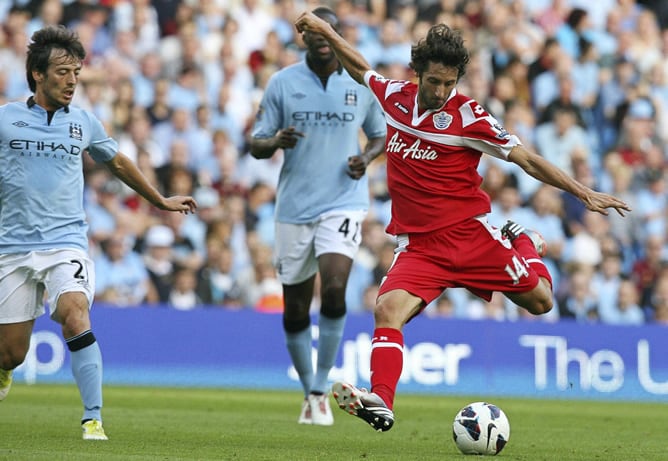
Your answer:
[365,71,522,234]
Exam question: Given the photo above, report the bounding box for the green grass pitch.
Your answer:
[1,384,666,460]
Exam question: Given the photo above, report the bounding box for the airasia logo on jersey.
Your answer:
[386,132,438,161]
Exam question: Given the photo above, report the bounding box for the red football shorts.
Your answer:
[378,216,549,305]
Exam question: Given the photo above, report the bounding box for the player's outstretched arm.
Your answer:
[508,145,632,217]
[295,12,372,85]
[105,152,197,214]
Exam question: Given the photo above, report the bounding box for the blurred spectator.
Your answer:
[161,210,204,271]
[67,4,113,60]
[525,185,566,263]
[632,234,667,309]
[26,0,63,37]
[531,43,573,117]
[601,156,639,264]
[635,168,667,240]
[627,9,662,75]
[95,233,151,307]
[563,210,609,269]
[168,265,202,310]
[152,107,198,163]
[167,64,206,112]
[376,18,411,67]
[197,241,243,306]
[554,7,593,59]
[535,106,590,175]
[185,186,223,256]
[616,97,659,168]
[236,242,280,309]
[111,0,160,56]
[598,278,645,325]
[85,177,136,243]
[534,0,569,37]
[131,51,164,109]
[597,57,640,151]
[558,266,598,322]
[527,37,561,84]
[560,157,597,236]
[591,252,624,321]
[231,0,276,60]
[489,180,534,229]
[146,77,173,125]
[210,129,244,196]
[109,78,135,133]
[650,272,668,324]
[156,141,197,196]
[117,107,168,167]
[340,18,382,68]
[142,224,177,303]
[245,181,276,246]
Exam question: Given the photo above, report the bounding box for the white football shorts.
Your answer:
[0,249,95,324]
[274,210,367,285]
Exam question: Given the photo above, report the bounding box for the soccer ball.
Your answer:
[452,401,510,456]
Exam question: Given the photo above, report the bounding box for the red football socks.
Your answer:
[514,234,552,286]
[369,327,404,409]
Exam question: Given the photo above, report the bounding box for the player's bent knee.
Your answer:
[526,282,554,315]
[373,300,411,328]
[0,349,28,370]
[506,279,553,316]
[526,298,553,316]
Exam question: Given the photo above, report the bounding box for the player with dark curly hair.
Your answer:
[295,13,631,432]
[0,25,197,440]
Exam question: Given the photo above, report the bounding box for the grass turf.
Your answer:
[0,383,665,460]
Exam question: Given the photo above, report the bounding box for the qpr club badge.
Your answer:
[432,112,452,130]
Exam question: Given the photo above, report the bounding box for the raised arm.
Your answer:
[508,145,631,217]
[295,12,372,85]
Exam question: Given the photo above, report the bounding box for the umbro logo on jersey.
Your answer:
[344,89,357,106]
[433,112,452,130]
[292,92,307,99]
[12,121,28,127]
[69,123,83,141]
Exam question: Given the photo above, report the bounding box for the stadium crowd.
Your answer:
[1,0,667,325]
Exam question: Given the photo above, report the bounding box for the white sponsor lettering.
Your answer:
[288,330,668,396]
[402,139,438,160]
[288,327,472,387]
[386,132,406,153]
[386,132,439,161]
[519,335,668,394]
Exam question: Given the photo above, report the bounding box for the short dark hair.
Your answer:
[410,24,469,80]
[312,6,340,32]
[26,25,86,92]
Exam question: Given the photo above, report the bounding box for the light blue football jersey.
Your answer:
[0,98,118,253]
[252,61,386,223]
